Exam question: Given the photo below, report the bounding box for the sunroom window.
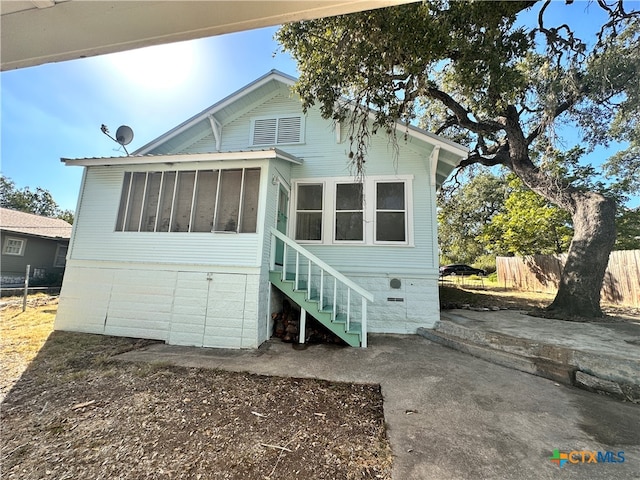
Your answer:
[116,168,261,233]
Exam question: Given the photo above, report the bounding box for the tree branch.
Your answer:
[459,142,512,169]
[424,87,504,136]
[525,99,575,145]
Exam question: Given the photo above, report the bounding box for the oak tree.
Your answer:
[277,0,640,318]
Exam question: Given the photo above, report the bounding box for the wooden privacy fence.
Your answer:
[497,250,640,307]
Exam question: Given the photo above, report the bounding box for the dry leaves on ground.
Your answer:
[1,302,392,480]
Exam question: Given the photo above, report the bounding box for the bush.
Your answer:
[473,254,497,274]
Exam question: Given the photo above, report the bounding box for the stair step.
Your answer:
[348,321,362,334]
[269,270,363,347]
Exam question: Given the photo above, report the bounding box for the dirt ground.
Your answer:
[1,298,392,480]
[3,289,637,479]
[438,282,640,321]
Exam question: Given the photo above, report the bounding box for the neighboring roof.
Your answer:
[61,148,303,167]
[0,208,72,240]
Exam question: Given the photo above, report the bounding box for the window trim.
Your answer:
[250,114,305,147]
[2,237,26,256]
[292,175,414,246]
[333,181,365,245]
[294,182,325,243]
[373,180,408,245]
[115,167,262,234]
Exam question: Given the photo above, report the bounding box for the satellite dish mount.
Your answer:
[101,124,134,155]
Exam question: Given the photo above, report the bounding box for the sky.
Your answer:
[1,1,638,213]
[1,26,297,211]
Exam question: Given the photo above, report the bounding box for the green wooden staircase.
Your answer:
[269,228,374,347]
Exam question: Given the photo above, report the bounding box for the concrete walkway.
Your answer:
[421,309,640,402]
[118,325,640,479]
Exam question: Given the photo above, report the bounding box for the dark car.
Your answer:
[439,264,486,277]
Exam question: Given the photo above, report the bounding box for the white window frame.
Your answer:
[333,181,365,245]
[373,180,408,245]
[292,175,414,246]
[3,237,26,256]
[250,114,305,146]
[294,182,325,243]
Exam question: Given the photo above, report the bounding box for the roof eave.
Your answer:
[61,148,303,167]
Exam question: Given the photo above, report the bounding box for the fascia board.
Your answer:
[61,149,303,167]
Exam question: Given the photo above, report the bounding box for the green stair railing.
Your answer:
[269,228,374,347]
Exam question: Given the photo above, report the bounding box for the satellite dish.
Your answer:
[115,125,134,146]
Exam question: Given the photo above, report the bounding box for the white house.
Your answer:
[55,70,467,348]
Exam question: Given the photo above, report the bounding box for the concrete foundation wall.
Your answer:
[353,274,440,334]
[56,262,263,348]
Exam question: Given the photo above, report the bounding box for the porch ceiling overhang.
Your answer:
[61,148,303,167]
[1,0,415,71]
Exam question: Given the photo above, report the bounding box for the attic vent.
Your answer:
[252,115,303,146]
[252,118,277,145]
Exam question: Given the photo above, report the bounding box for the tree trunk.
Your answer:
[546,192,617,319]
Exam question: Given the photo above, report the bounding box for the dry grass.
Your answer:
[1,297,392,480]
[439,282,640,320]
[0,296,59,401]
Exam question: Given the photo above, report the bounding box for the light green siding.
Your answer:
[214,89,439,277]
[70,160,271,268]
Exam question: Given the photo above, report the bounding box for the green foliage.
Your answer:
[481,175,573,255]
[438,169,508,264]
[57,209,75,225]
[440,169,639,261]
[438,170,574,261]
[0,175,73,223]
[615,207,640,250]
[473,254,498,275]
[280,2,639,313]
[278,2,640,192]
[277,1,534,171]
[584,18,640,195]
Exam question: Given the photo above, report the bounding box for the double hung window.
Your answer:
[375,182,406,243]
[335,183,364,241]
[293,176,412,245]
[295,184,323,241]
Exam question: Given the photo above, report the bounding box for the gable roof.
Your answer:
[0,208,72,240]
[135,70,298,156]
[135,69,468,160]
